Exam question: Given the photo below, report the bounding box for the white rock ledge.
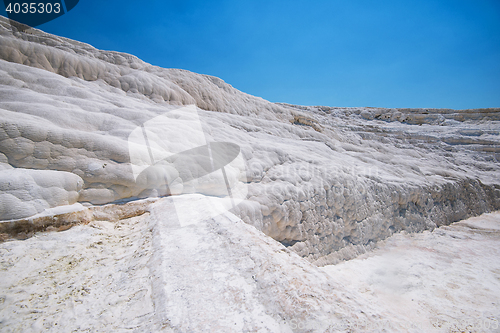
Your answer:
[0,16,499,263]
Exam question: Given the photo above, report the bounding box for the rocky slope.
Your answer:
[0,16,499,265]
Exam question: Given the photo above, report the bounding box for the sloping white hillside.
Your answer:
[0,16,499,331]
[1,198,499,332]
[1,16,498,263]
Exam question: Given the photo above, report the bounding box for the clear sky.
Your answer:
[2,0,500,109]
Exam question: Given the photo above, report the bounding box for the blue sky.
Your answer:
[2,0,500,109]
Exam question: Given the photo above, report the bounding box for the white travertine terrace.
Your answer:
[0,16,499,264]
[1,17,500,332]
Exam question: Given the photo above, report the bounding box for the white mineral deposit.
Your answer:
[0,15,499,332]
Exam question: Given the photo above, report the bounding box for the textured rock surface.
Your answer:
[1,198,498,332]
[0,16,499,263]
[321,211,500,332]
[0,168,82,220]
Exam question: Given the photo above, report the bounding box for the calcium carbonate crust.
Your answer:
[1,16,499,263]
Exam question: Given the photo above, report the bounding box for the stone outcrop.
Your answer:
[0,16,499,263]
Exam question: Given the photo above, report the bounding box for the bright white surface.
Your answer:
[0,215,156,332]
[0,168,83,220]
[0,16,499,261]
[1,200,499,332]
[322,211,500,332]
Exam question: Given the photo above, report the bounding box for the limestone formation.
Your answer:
[0,16,499,263]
